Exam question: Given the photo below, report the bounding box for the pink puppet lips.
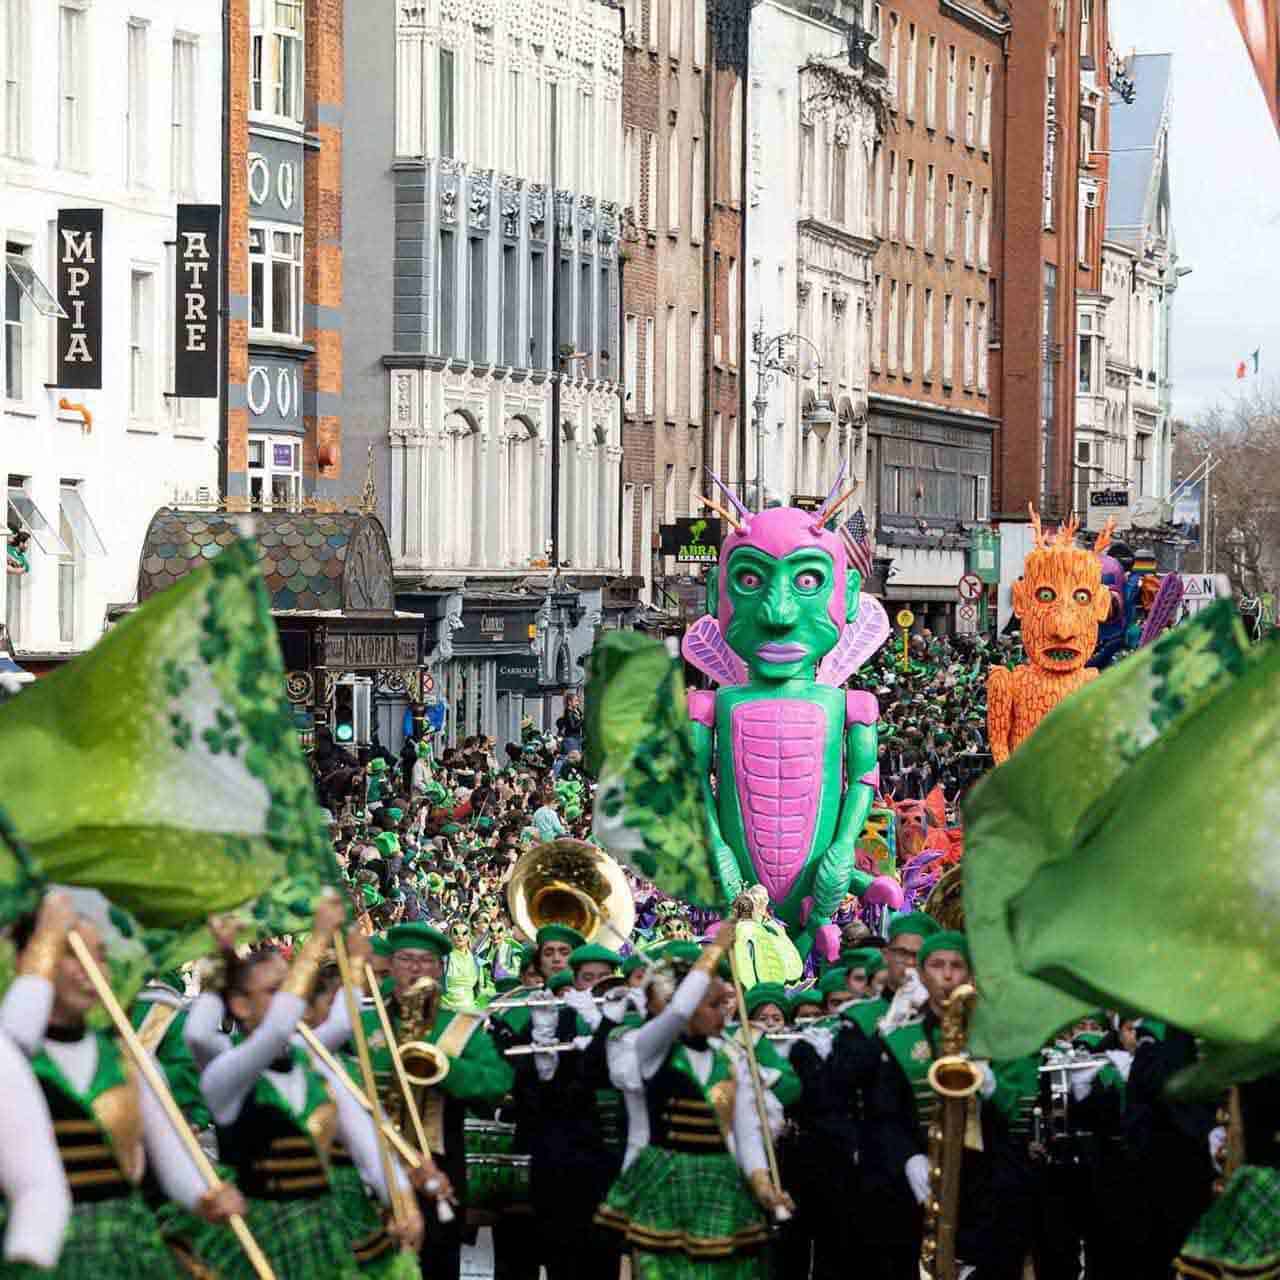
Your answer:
[755,642,809,663]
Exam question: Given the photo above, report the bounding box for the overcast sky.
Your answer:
[1107,0,1280,422]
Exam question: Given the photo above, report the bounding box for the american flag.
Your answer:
[840,508,875,581]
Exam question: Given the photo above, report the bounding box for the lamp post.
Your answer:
[750,319,829,513]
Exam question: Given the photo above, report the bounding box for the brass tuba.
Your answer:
[921,983,982,1280]
[507,839,636,947]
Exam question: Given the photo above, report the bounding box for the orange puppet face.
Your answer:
[1012,543,1111,674]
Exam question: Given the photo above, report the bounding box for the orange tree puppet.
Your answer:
[987,509,1114,765]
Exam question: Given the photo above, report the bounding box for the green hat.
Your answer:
[386,923,450,957]
[744,983,789,1018]
[651,940,702,968]
[518,946,539,972]
[385,807,404,823]
[917,930,971,970]
[440,822,462,835]
[547,969,575,993]
[475,816,495,832]
[621,953,649,977]
[370,934,392,958]
[790,989,824,1015]
[887,911,941,942]
[536,924,587,951]
[368,758,388,774]
[841,947,883,978]
[568,943,620,971]
[373,832,400,858]
[817,968,850,996]
[494,976,521,994]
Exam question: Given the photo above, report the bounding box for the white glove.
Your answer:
[905,1153,931,1205]
[976,1061,997,1099]
[562,985,603,1030]
[1209,1126,1228,1165]
[530,1003,559,1036]
[1070,1060,1104,1102]
[1104,1049,1133,1081]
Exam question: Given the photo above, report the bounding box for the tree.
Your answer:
[1176,381,1280,598]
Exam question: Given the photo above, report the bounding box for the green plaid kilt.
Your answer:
[1178,1167,1280,1280]
[595,1146,769,1267]
[0,1191,180,1279]
[187,1193,359,1280]
[328,1162,419,1277]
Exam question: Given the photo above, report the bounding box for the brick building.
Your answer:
[225,0,344,506]
[617,0,747,607]
[864,0,1007,628]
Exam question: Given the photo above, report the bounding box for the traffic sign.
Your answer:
[958,573,982,601]
[958,603,977,621]
[896,609,915,629]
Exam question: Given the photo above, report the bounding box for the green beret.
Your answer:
[547,969,575,993]
[917,930,971,969]
[386,923,450,957]
[789,990,824,1016]
[841,947,883,978]
[370,934,392,958]
[385,807,404,822]
[887,911,941,942]
[744,983,789,1017]
[440,823,463,835]
[367,758,388,774]
[817,968,850,996]
[475,816,495,831]
[568,944,620,971]
[373,832,400,858]
[621,953,649,977]
[536,924,587,951]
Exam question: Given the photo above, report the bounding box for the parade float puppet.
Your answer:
[987,509,1115,765]
[442,918,482,1009]
[683,471,904,962]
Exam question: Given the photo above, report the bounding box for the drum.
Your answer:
[464,1119,530,1212]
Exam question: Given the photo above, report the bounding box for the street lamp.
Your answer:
[751,318,828,513]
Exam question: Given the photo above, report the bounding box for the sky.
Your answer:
[1107,0,1280,423]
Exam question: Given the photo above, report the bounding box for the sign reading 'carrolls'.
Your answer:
[57,209,103,390]
[175,205,221,398]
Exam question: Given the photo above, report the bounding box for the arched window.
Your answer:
[444,410,479,566]
[505,416,538,567]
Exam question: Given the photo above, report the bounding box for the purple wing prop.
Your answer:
[681,614,748,687]
[1139,574,1185,647]
[817,595,892,687]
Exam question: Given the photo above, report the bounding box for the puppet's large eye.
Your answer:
[1035,586,1056,603]
[1073,588,1092,605]
[736,570,763,591]
[794,570,824,592]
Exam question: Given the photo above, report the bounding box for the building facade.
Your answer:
[864,0,1007,628]
[0,0,222,662]
[1079,53,1176,521]
[746,0,884,516]
[342,0,625,747]
[226,0,344,507]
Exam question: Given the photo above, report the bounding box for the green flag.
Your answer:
[0,537,341,990]
[588,631,718,908]
[964,601,1254,1061]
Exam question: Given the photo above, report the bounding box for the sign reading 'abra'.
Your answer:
[57,209,104,390]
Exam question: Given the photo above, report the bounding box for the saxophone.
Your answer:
[386,976,449,1140]
[920,983,982,1280]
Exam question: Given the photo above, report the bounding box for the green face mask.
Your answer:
[722,546,842,682]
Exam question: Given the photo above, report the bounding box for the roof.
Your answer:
[137,509,397,614]
[1106,54,1173,248]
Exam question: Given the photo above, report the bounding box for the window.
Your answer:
[800,122,814,212]
[903,159,915,244]
[691,137,704,241]
[712,411,723,478]
[871,274,882,372]
[249,224,303,340]
[127,20,148,187]
[905,23,917,118]
[625,313,638,408]
[502,245,519,366]
[667,128,680,231]
[831,139,847,224]
[693,0,705,65]
[963,297,974,389]
[729,80,742,201]
[251,0,303,123]
[872,143,884,235]
[57,482,104,643]
[439,47,455,158]
[902,283,914,376]
[247,436,302,510]
[171,36,198,195]
[599,265,613,379]
[469,237,486,362]
[887,150,898,240]
[578,261,592,366]
[1078,332,1092,393]
[643,315,655,415]
[946,44,957,135]
[507,69,522,173]
[689,310,701,422]
[1043,53,1057,229]
[926,34,937,129]
[643,131,657,231]
[923,287,935,380]
[58,2,87,169]
[475,56,494,171]
[965,55,976,146]
[945,173,956,256]
[979,188,990,269]
[669,0,681,59]
[887,280,899,373]
[1080,0,1091,58]
[439,231,457,356]
[664,305,676,418]
[129,271,154,418]
[964,181,975,264]
[727,257,739,363]
[925,164,936,251]
[942,293,954,384]
[980,62,992,149]
[4,244,32,402]
[623,126,635,210]
[887,12,899,104]
[529,248,545,368]
[4,0,29,157]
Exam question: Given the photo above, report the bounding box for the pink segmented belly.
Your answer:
[729,699,825,903]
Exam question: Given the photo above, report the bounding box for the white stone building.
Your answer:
[745,0,883,506]
[1076,53,1177,521]
[0,0,222,663]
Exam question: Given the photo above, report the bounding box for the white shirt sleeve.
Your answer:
[311,990,352,1053]
[183,992,233,1072]
[0,1031,71,1268]
[0,975,54,1056]
[729,1050,768,1179]
[200,992,307,1126]
[630,969,711,1081]
[138,1063,208,1209]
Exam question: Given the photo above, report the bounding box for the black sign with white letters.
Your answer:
[56,209,103,389]
[175,205,221,398]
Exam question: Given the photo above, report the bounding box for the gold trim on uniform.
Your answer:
[92,1072,144,1184]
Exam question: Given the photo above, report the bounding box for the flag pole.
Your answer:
[66,930,276,1280]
